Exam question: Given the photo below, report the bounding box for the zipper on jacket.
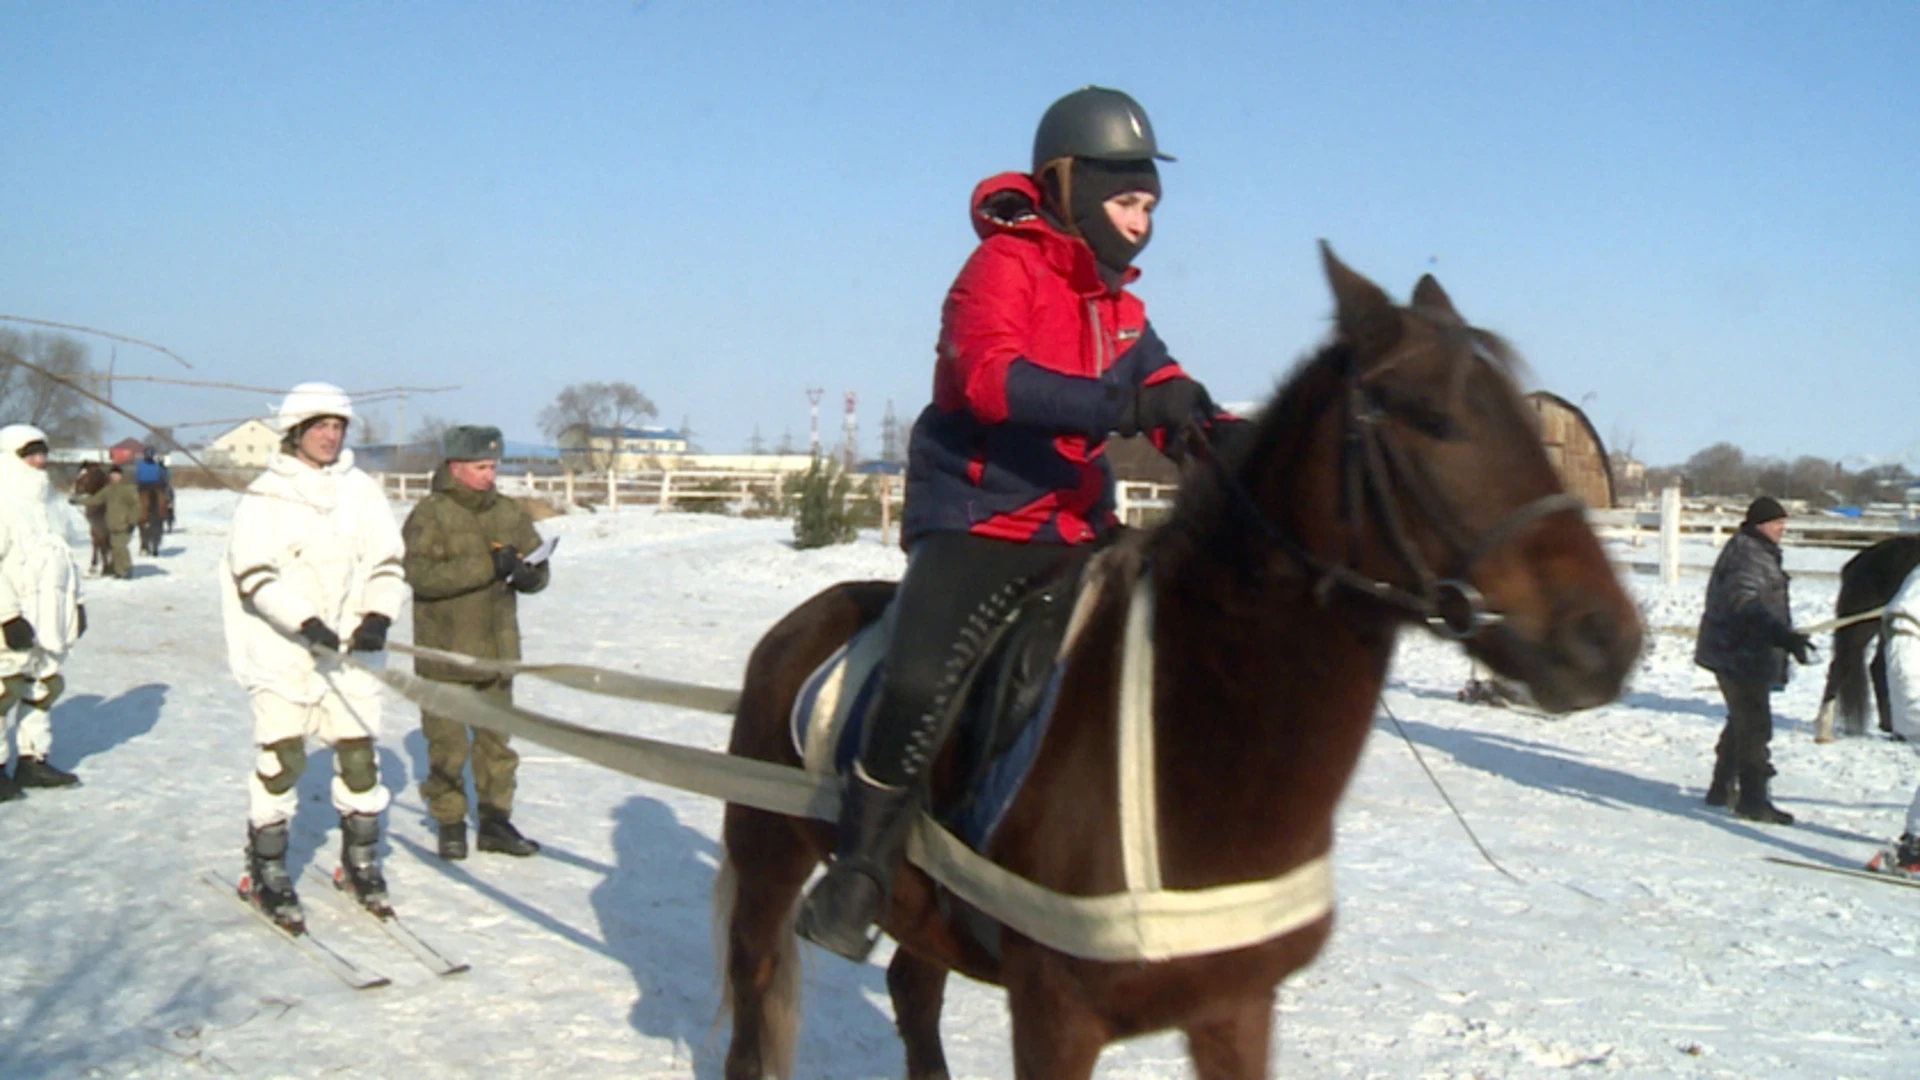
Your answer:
[1087,299,1108,374]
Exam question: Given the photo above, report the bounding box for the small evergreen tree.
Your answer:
[792,457,857,548]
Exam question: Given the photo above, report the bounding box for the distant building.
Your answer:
[557,425,691,474]
[204,419,279,469]
[108,436,148,466]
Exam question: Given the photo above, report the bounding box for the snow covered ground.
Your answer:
[2,490,1916,1078]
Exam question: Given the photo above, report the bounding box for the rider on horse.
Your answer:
[795,86,1240,961]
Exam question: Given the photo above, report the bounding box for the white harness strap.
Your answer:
[1118,571,1163,892]
[360,560,1336,965]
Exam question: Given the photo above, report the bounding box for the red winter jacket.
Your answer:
[902,172,1193,546]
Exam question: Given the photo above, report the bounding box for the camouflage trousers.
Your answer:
[108,528,133,578]
[418,679,521,825]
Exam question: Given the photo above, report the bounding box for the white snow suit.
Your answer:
[220,448,407,827]
[0,424,85,764]
[1880,568,1920,833]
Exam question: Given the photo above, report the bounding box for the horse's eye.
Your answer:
[1371,386,1461,441]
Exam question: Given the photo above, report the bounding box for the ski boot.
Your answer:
[1866,834,1920,879]
[243,821,305,934]
[334,812,393,918]
[476,812,540,857]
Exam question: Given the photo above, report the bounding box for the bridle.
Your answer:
[1189,348,1587,641]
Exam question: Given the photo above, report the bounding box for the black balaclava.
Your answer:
[1042,158,1161,281]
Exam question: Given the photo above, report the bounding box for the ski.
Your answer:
[1763,856,1920,891]
[200,871,392,990]
[324,869,472,977]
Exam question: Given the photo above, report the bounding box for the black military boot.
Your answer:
[437,820,469,861]
[337,813,393,916]
[245,821,305,933]
[14,756,78,788]
[794,767,919,962]
[476,812,539,857]
[1734,768,1794,825]
[0,762,21,802]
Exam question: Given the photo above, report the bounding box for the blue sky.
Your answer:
[2,2,1914,466]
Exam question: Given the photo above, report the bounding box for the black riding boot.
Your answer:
[794,766,919,961]
[1734,767,1794,825]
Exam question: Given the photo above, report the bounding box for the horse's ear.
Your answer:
[1319,241,1402,361]
[1411,274,1460,320]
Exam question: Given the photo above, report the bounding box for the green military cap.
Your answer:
[442,425,504,462]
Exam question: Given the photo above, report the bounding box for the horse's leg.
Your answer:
[887,949,953,1080]
[1005,965,1107,1080]
[717,804,821,1080]
[1184,990,1277,1080]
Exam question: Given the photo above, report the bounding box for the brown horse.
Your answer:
[72,463,112,575]
[715,246,1643,1079]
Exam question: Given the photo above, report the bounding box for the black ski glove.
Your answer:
[76,605,86,640]
[1118,378,1214,439]
[349,613,391,653]
[2,616,34,651]
[491,544,521,582]
[299,617,341,653]
[1784,631,1816,666]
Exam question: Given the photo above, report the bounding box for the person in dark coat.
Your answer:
[1695,496,1815,823]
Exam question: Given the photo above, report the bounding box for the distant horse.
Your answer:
[1816,535,1920,738]
[713,247,1642,1079]
[136,483,170,557]
[72,464,112,575]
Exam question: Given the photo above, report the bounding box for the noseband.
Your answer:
[1193,354,1586,640]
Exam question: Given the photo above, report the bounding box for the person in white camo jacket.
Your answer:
[219,382,406,928]
[0,424,86,799]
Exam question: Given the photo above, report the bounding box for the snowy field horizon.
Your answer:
[2,490,1916,1078]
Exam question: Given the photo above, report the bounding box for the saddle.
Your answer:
[792,542,1136,848]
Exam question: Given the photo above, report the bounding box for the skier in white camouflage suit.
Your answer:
[0,424,87,799]
[219,382,407,928]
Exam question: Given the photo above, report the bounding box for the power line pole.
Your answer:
[806,387,824,458]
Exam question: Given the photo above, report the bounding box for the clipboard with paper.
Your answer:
[523,535,559,567]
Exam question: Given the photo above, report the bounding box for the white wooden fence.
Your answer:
[378,468,908,542]
[1114,480,1917,585]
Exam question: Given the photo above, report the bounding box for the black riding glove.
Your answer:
[299,617,342,653]
[1784,631,1816,666]
[76,605,86,640]
[1118,378,1214,439]
[491,545,521,582]
[2,616,34,651]
[349,613,391,653]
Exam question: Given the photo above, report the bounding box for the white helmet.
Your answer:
[276,381,354,433]
[0,424,49,456]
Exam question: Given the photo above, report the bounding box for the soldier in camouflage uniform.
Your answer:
[76,466,141,579]
[402,425,550,859]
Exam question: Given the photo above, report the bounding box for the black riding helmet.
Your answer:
[1031,87,1173,278]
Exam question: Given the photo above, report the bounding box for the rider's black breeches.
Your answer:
[856,531,1077,790]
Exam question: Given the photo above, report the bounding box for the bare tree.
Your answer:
[412,412,453,447]
[0,329,102,446]
[1683,442,1751,497]
[538,381,658,471]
